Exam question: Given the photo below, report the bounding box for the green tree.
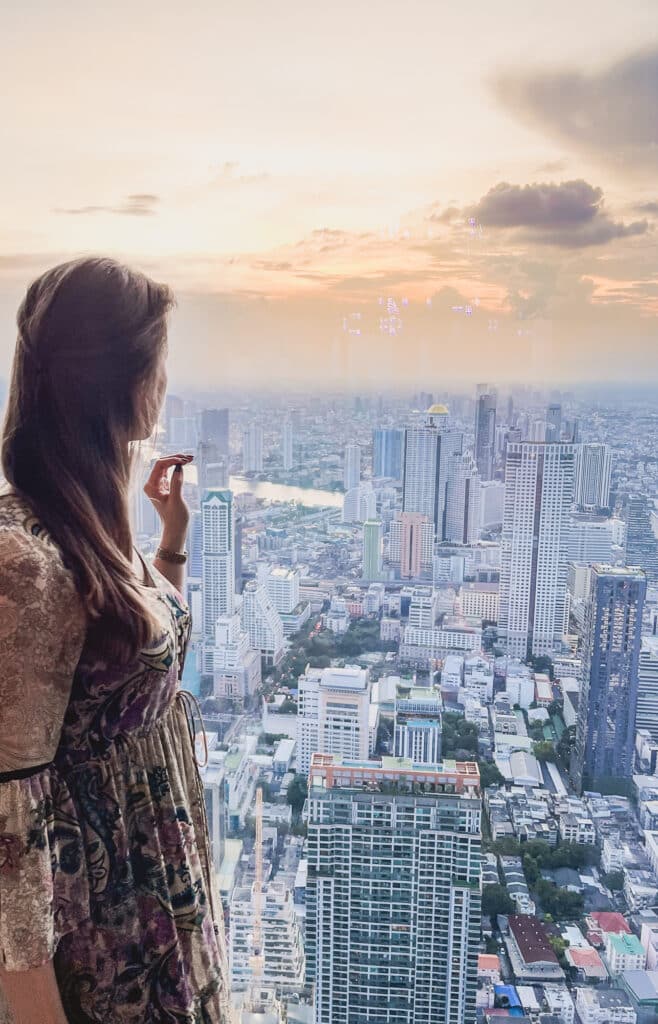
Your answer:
[286,774,308,816]
[603,870,625,892]
[527,654,555,680]
[533,740,557,763]
[479,761,505,788]
[482,884,515,919]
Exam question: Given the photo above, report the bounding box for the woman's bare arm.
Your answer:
[0,963,69,1024]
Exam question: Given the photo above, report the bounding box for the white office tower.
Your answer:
[230,880,305,995]
[202,489,236,638]
[343,443,361,490]
[243,423,264,473]
[306,754,482,1024]
[394,690,443,763]
[575,443,612,509]
[362,519,383,580]
[241,581,285,668]
[408,587,438,628]
[566,513,614,564]
[212,612,261,703]
[342,482,376,523]
[282,417,294,472]
[263,565,300,613]
[402,405,463,540]
[479,480,505,530]
[298,666,371,774]
[499,443,576,659]
[444,454,481,544]
[638,637,658,742]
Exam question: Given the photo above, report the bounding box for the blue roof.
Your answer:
[494,984,521,1008]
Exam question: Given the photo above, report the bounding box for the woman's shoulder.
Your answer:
[0,488,76,587]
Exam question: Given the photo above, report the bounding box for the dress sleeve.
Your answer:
[0,527,89,971]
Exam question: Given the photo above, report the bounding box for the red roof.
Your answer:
[567,947,604,968]
[590,912,631,935]
[478,954,501,972]
[508,914,559,965]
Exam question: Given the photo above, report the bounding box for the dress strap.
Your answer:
[176,689,209,768]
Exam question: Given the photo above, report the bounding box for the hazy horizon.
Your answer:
[2,0,657,389]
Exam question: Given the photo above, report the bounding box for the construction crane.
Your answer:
[249,785,265,984]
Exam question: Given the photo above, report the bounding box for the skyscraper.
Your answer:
[241,581,286,668]
[306,754,481,1024]
[243,423,264,473]
[545,403,562,443]
[362,519,383,580]
[282,416,294,471]
[573,565,646,792]
[499,443,576,659]
[402,405,463,540]
[202,489,236,636]
[444,454,481,545]
[624,495,658,585]
[474,385,496,481]
[575,444,612,509]
[394,689,443,763]
[298,667,371,774]
[373,427,404,480]
[344,443,361,490]
[389,511,434,579]
[200,407,229,456]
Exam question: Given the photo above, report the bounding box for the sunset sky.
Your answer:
[1,0,657,390]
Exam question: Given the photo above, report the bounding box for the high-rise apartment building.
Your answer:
[637,638,658,743]
[573,565,646,792]
[444,454,481,545]
[200,407,229,456]
[402,405,463,540]
[474,385,496,481]
[241,581,285,668]
[499,443,576,659]
[566,513,615,564]
[344,443,361,490]
[362,519,383,580]
[373,428,404,480]
[306,754,481,1024]
[388,512,433,579]
[624,495,658,585]
[243,423,264,473]
[394,689,443,763]
[545,403,562,443]
[202,489,236,636]
[575,444,612,509]
[211,611,261,702]
[282,416,294,471]
[298,667,371,774]
[342,483,376,524]
[230,880,305,995]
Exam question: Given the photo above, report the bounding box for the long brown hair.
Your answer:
[2,256,174,663]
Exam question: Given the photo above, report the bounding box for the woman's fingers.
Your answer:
[143,454,193,497]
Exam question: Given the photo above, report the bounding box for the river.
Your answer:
[228,476,343,508]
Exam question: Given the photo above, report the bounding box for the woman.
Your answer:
[0,258,230,1022]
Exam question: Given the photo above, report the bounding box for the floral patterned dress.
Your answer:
[0,491,230,1023]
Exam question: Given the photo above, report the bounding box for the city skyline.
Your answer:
[1,2,657,389]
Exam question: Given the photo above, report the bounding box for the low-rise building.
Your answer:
[505,914,564,982]
[606,933,647,976]
[559,810,597,845]
[499,858,535,915]
[574,986,637,1024]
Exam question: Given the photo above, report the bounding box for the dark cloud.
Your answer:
[493,47,658,172]
[636,201,658,216]
[469,180,648,247]
[56,194,160,216]
[427,206,460,224]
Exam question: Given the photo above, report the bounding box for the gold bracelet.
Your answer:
[156,546,188,565]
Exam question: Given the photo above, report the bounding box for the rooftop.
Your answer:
[608,932,645,956]
[590,911,632,935]
[309,752,480,795]
[508,915,559,965]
